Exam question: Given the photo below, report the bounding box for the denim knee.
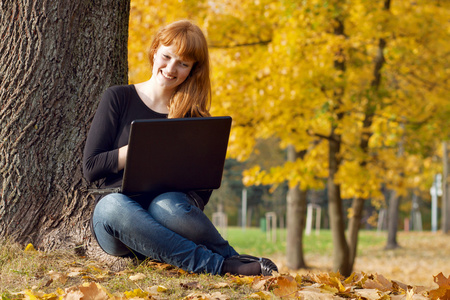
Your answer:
[149,192,206,238]
[92,193,137,256]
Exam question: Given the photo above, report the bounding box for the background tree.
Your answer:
[0,0,130,250]
[211,0,450,275]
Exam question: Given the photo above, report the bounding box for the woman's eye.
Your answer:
[162,54,170,59]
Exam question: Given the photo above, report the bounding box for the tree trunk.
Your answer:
[328,127,351,276]
[0,0,130,253]
[443,141,450,234]
[347,197,364,269]
[286,145,307,269]
[325,16,351,276]
[348,0,389,266]
[385,189,401,249]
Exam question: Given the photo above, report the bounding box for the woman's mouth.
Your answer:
[162,71,175,79]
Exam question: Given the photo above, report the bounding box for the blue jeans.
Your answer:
[92,192,238,274]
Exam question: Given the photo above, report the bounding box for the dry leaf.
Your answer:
[230,275,255,285]
[181,281,202,289]
[249,291,272,299]
[209,292,230,300]
[148,285,168,294]
[363,273,393,292]
[78,282,109,300]
[48,270,68,284]
[252,277,269,290]
[182,291,212,299]
[429,272,450,300]
[63,289,84,300]
[212,282,231,289]
[273,275,298,298]
[129,273,146,281]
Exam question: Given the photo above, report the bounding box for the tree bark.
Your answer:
[385,189,401,249]
[443,141,450,234]
[327,127,351,276]
[0,0,130,252]
[286,145,307,269]
[326,16,351,277]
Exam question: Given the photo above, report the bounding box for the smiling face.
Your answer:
[152,44,195,92]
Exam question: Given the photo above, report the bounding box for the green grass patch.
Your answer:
[226,227,386,257]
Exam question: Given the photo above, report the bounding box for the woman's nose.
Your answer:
[166,60,177,73]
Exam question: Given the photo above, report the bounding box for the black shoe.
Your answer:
[229,254,278,276]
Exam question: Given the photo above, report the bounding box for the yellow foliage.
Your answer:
[128,0,450,201]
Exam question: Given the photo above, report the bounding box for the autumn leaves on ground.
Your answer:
[1,231,450,299]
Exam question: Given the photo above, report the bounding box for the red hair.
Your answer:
[149,20,211,118]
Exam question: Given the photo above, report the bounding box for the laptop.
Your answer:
[113,116,232,197]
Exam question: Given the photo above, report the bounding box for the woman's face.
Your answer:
[152,44,195,91]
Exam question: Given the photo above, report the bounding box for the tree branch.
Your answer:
[209,40,272,48]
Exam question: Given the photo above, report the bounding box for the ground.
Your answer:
[275,231,450,289]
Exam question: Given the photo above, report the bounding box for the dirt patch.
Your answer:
[274,231,450,289]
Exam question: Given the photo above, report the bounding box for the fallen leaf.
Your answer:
[209,292,230,300]
[48,270,68,284]
[148,285,168,294]
[363,274,393,292]
[212,282,231,289]
[129,273,146,281]
[63,289,84,300]
[273,275,298,298]
[78,282,109,300]
[124,288,150,299]
[249,291,272,299]
[252,277,270,290]
[182,291,213,299]
[297,286,336,300]
[429,272,450,300]
[230,275,255,285]
[181,281,202,289]
[24,243,36,252]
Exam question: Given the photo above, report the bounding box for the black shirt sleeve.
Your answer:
[83,87,122,183]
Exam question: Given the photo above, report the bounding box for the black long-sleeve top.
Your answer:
[82,85,212,206]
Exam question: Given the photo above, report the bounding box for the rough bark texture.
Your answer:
[285,145,307,270]
[0,0,130,255]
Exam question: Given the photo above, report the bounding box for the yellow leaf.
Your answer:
[124,288,149,299]
[249,291,272,299]
[273,275,298,298]
[24,290,39,300]
[148,285,168,294]
[231,275,255,285]
[24,243,36,252]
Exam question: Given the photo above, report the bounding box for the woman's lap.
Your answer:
[92,192,237,274]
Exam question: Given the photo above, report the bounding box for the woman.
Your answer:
[83,20,278,276]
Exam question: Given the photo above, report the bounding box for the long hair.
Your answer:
[149,20,211,118]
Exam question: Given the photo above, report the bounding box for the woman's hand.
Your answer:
[118,145,128,171]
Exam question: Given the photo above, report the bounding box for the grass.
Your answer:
[225,227,387,257]
[1,229,449,298]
